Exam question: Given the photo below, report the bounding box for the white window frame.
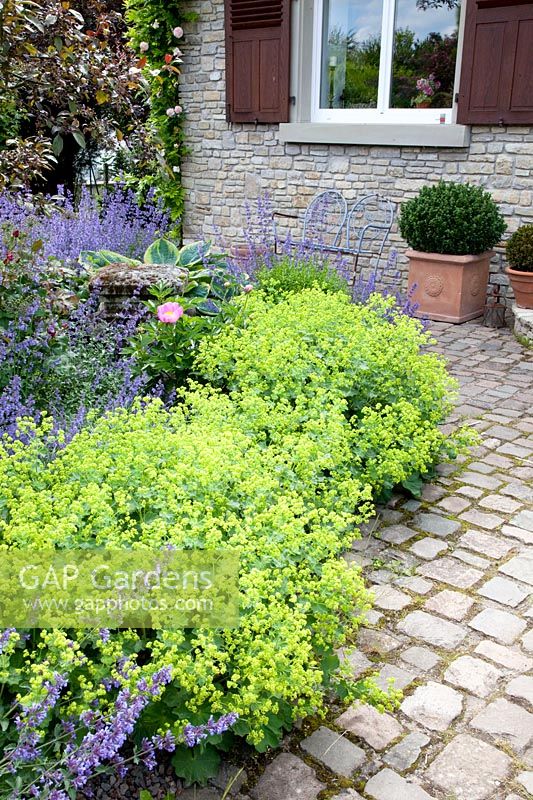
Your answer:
[310,0,464,125]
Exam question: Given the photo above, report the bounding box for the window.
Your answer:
[312,0,463,124]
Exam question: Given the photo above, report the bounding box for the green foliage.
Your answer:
[88,237,246,388]
[81,238,210,271]
[398,181,507,255]
[81,238,241,314]
[124,0,197,222]
[172,743,221,784]
[126,285,242,388]
[0,0,141,189]
[80,249,140,269]
[506,224,533,273]
[144,237,181,265]
[0,288,462,786]
[196,289,455,433]
[256,256,348,299]
[0,389,380,784]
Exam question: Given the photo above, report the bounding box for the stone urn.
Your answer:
[406,250,493,324]
[505,267,533,309]
[89,262,187,318]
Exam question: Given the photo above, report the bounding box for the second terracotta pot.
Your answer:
[407,249,493,323]
[505,266,533,309]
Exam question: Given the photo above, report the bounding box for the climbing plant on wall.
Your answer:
[124,0,196,227]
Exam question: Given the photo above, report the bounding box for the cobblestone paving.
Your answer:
[213,320,533,800]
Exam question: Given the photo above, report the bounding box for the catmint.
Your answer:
[182,713,239,747]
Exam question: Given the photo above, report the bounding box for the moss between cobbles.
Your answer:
[514,332,533,349]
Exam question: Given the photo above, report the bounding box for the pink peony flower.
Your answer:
[166,107,176,117]
[157,302,184,323]
[243,284,254,293]
[174,105,183,114]
[173,26,184,38]
[139,41,149,52]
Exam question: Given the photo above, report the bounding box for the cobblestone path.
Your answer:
[194,320,533,800]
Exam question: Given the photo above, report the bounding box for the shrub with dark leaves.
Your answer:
[398,181,506,255]
[507,224,533,273]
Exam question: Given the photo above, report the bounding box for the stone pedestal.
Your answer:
[89,262,186,318]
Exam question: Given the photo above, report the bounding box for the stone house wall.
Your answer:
[179,0,533,299]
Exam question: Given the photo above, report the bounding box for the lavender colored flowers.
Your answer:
[14,673,67,733]
[8,673,68,770]
[0,627,18,654]
[0,185,172,268]
[182,712,239,747]
[140,730,177,772]
[3,663,176,799]
[0,269,153,444]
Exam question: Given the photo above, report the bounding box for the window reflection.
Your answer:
[320,0,461,112]
[320,0,384,109]
[391,0,461,108]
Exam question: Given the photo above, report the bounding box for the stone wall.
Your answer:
[179,0,533,298]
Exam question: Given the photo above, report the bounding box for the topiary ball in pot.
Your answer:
[507,225,533,272]
[398,181,506,255]
[398,182,507,324]
[506,224,533,309]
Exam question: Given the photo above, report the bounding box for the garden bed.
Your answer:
[0,198,465,798]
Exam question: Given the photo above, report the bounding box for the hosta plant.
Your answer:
[81,238,241,313]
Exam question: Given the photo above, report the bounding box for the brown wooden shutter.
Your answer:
[457,0,533,125]
[225,0,291,123]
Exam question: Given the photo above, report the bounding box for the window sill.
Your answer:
[278,123,471,148]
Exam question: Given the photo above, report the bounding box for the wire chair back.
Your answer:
[302,190,348,249]
[346,194,395,261]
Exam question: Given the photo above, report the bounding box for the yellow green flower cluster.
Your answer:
[0,289,460,781]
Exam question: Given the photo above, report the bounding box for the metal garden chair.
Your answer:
[345,194,395,280]
[273,191,395,283]
[273,190,348,253]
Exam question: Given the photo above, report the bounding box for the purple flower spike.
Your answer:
[182,712,239,748]
[0,627,17,653]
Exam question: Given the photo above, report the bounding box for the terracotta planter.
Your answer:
[407,249,493,323]
[506,266,533,309]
